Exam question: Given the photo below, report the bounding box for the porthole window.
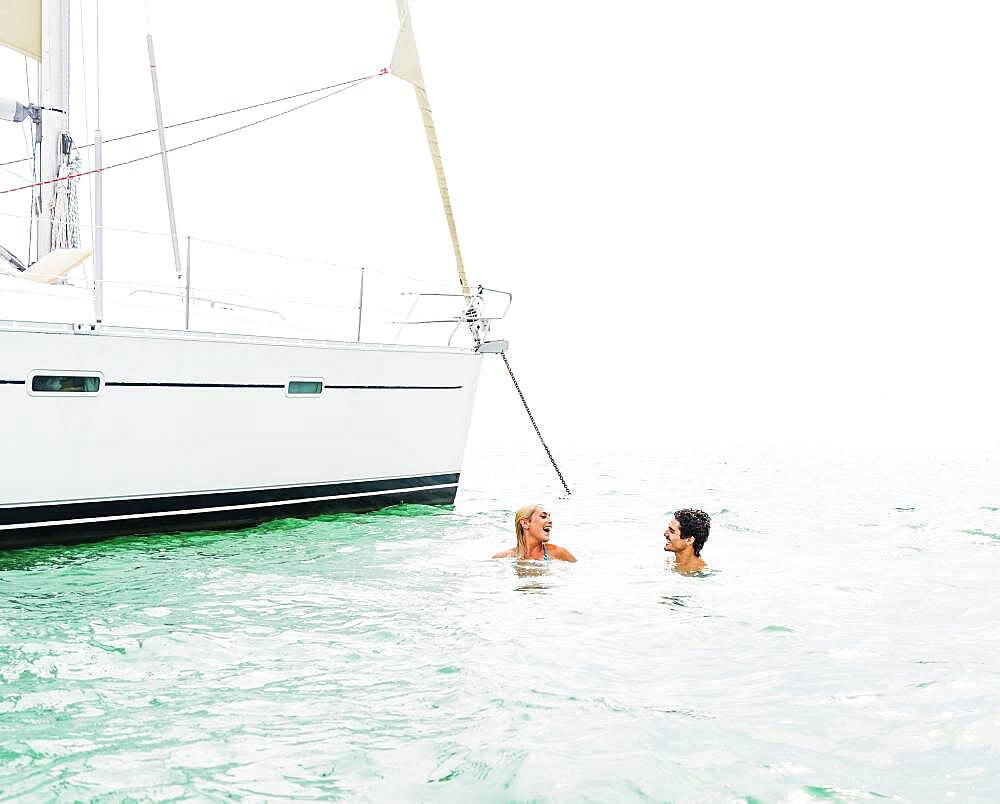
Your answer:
[29,372,102,396]
[286,378,323,396]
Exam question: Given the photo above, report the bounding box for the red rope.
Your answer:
[0,69,388,170]
[0,72,384,195]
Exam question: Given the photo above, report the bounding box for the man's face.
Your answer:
[663,517,691,553]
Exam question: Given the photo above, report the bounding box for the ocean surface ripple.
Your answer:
[1,446,998,801]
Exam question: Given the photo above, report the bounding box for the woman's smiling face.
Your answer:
[523,506,552,542]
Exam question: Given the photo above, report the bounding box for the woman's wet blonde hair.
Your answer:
[514,503,539,559]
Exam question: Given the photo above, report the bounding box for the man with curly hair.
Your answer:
[663,508,711,573]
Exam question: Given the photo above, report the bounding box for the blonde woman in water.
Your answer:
[492,504,577,562]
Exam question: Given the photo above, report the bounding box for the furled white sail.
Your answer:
[0,0,42,61]
[391,0,471,300]
[390,2,424,89]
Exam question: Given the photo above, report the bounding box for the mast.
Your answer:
[36,0,71,261]
[390,0,471,303]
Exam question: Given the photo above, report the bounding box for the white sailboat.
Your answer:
[0,0,506,549]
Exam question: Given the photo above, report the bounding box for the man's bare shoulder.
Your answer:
[492,548,517,559]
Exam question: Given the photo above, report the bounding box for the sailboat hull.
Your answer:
[0,322,482,550]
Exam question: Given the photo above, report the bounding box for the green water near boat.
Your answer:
[2,447,999,801]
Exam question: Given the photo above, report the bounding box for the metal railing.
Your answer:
[393,285,513,345]
[0,267,509,349]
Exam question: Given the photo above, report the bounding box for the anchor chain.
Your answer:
[500,351,572,496]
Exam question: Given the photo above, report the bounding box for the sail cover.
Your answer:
[0,0,41,61]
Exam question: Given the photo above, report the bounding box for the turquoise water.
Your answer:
[2,446,999,801]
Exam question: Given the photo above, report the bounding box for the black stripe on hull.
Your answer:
[102,383,462,390]
[3,380,461,390]
[0,474,459,551]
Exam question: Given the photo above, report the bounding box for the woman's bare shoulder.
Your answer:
[492,548,517,559]
[548,544,577,562]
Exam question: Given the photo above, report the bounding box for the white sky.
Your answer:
[1,1,998,454]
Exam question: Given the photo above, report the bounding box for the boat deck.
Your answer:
[0,318,472,354]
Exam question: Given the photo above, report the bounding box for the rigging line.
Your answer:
[22,58,32,152]
[0,209,172,238]
[0,274,402,316]
[0,73,382,168]
[78,0,94,284]
[0,74,380,195]
[96,0,100,130]
[27,131,37,262]
[5,277,357,332]
[188,236,362,271]
[187,236,458,288]
[0,283,362,338]
[54,279,399,315]
[22,56,33,262]
[0,210,460,290]
[500,351,572,497]
[0,165,31,183]
[362,270,463,288]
